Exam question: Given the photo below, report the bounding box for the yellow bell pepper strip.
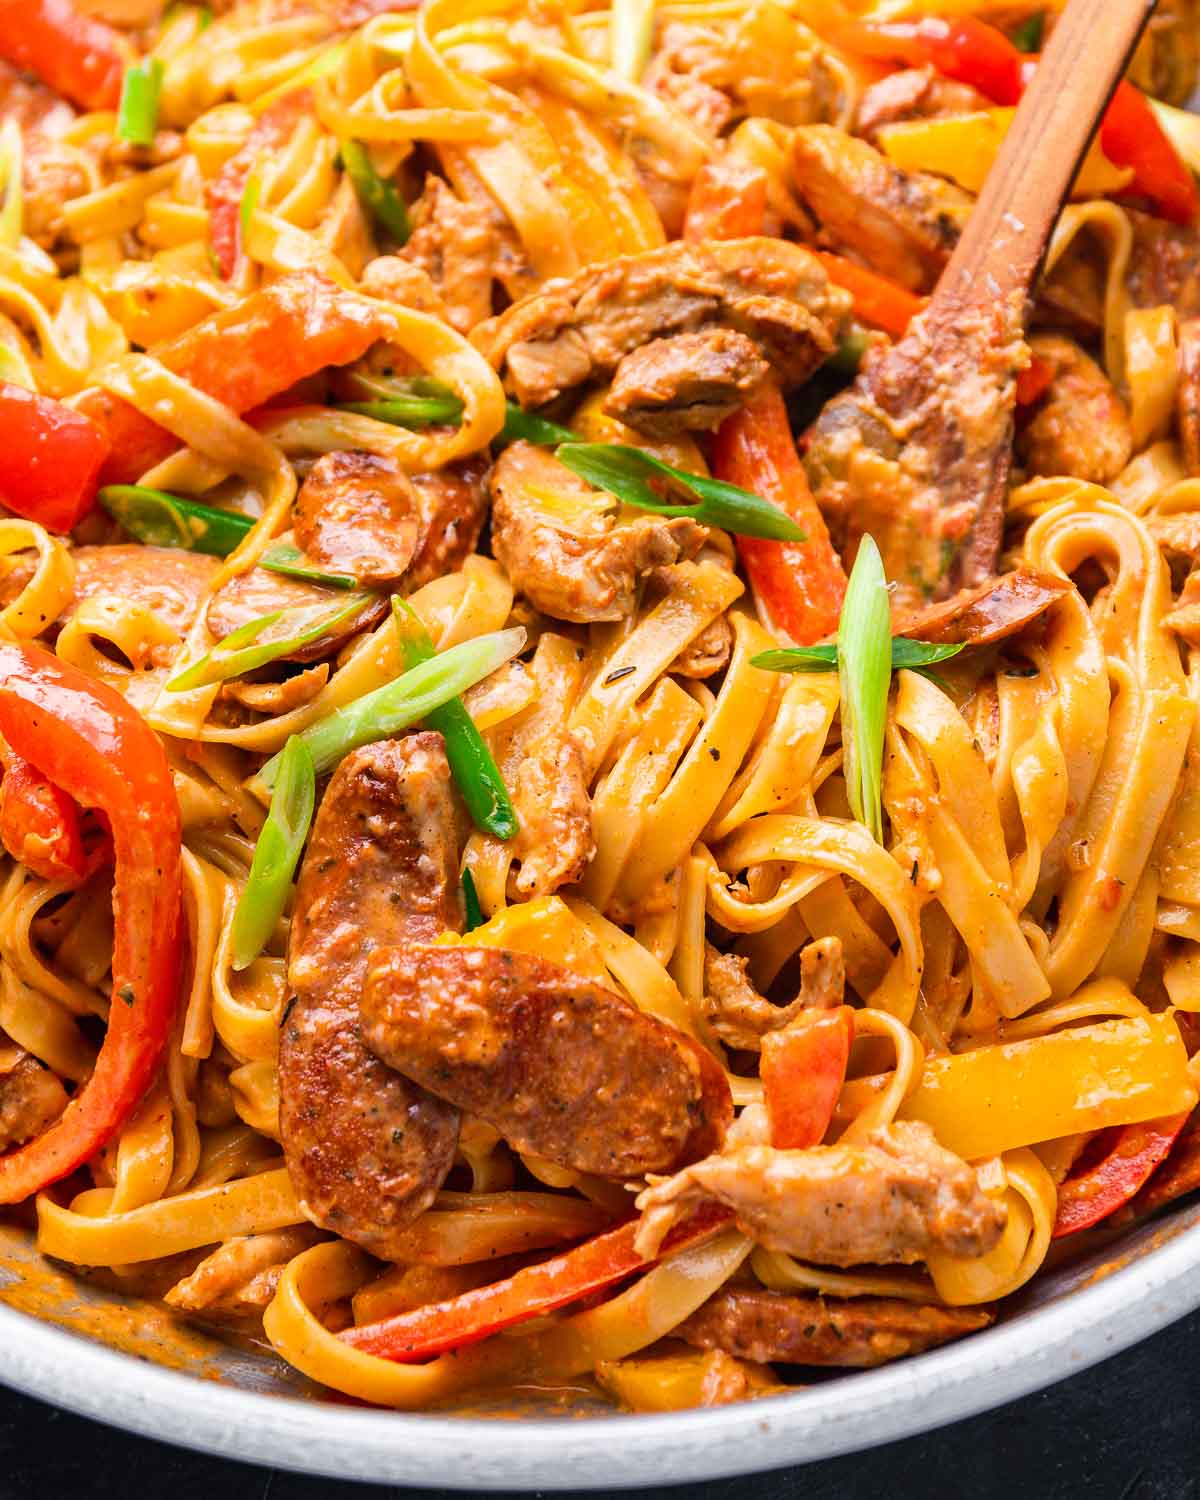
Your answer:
[876,110,1133,200]
[1053,1112,1191,1238]
[761,1007,854,1149]
[0,642,183,1203]
[899,1012,1197,1161]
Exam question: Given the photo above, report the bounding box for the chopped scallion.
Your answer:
[116,58,165,149]
[556,442,805,541]
[166,592,375,692]
[837,535,892,843]
[98,483,255,556]
[342,139,411,246]
[461,867,484,931]
[501,402,577,447]
[230,734,315,970]
[259,626,526,786]
[1011,11,1044,51]
[392,599,518,841]
[752,638,965,675]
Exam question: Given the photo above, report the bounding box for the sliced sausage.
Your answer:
[205,568,387,663]
[635,1121,1005,1265]
[280,734,463,1257]
[360,944,733,1179]
[407,456,490,591]
[72,545,219,663]
[892,568,1070,647]
[294,450,422,586]
[678,1287,992,1368]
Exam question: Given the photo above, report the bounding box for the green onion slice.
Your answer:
[239,169,262,238]
[501,403,577,447]
[1011,11,1044,51]
[98,483,255,556]
[167,593,375,692]
[610,0,656,81]
[339,372,464,429]
[259,625,526,786]
[556,443,805,541]
[461,867,484,931]
[116,58,165,149]
[257,542,358,591]
[230,734,315,970]
[392,600,518,841]
[838,535,892,843]
[342,139,411,246]
[752,638,965,675]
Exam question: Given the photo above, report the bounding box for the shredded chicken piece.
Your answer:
[634,1120,1005,1264]
[702,937,844,1051]
[164,1227,324,1319]
[359,255,453,321]
[490,441,707,623]
[604,329,769,438]
[22,135,90,249]
[856,67,990,140]
[473,237,849,409]
[0,1044,67,1152]
[1015,333,1133,484]
[510,728,594,897]
[678,1287,992,1367]
[402,176,499,334]
[790,124,972,293]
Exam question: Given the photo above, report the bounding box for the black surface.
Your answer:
[1,1310,1198,1500]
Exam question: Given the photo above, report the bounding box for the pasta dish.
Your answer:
[1,0,1200,1417]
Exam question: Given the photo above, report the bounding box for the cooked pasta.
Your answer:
[0,0,1199,1417]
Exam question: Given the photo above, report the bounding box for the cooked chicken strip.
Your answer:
[790,125,972,294]
[280,734,462,1257]
[360,944,732,1179]
[702,937,844,1052]
[473,237,849,410]
[1015,334,1132,484]
[678,1287,991,1367]
[0,1046,67,1152]
[635,1121,1005,1263]
[603,329,770,438]
[490,441,707,623]
[164,1226,324,1319]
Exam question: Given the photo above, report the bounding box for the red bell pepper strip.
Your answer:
[0,0,127,112]
[1052,1111,1192,1239]
[0,642,183,1204]
[713,385,848,645]
[813,251,926,340]
[838,15,1197,225]
[1100,83,1199,229]
[684,161,770,243]
[75,272,396,488]
[0,741,89,886]
[1015,353,1055,408]
[207,90,312,279]
[761,1006,854,1150]
[340,1203,733,1362]
[0,383,111,533]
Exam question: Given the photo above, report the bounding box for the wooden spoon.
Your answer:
[804,0,1157,607]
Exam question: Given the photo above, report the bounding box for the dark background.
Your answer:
[1,1308,1198,1500]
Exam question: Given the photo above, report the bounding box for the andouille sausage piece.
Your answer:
[293,450,423,586]
[892,568,1070,647]
[280,734,462,1258]
[360,944,733,1178]
[678,1287,992,1368]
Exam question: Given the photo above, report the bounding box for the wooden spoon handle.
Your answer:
[935,0,1156,317]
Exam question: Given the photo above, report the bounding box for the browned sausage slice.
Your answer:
[280,734,462,1257]
[293,450,422,586]
[360,944,732,1178]
[678,1287,991,1368]
[892,568,1070,647]
[205,568,387,663]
